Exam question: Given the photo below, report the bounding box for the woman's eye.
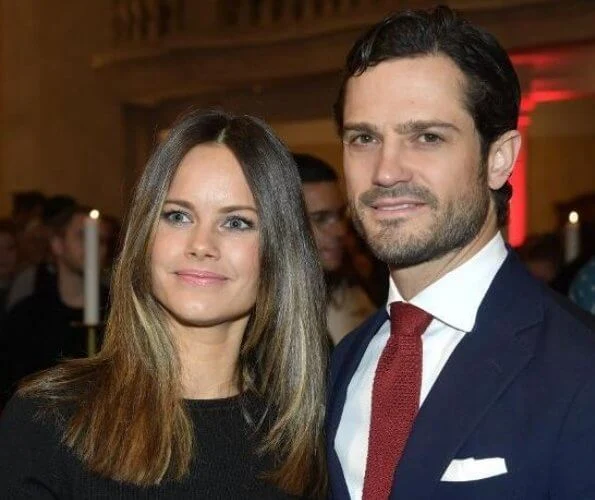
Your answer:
[162,210,191,225]
[223,216,254,231]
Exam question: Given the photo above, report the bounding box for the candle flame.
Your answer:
[89,209,100,220]
[568,211,579,224]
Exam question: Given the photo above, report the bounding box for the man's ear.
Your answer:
[486,130,522,190]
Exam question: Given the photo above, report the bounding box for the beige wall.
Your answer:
[1,0,124,218]
[272,119,342,172]
[527,98,595,234]
[0,2,593,231]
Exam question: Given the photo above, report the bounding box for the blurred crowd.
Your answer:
[0,163,391,407]
[1,170,593,409]
[0,191,119,407]
[517,226,595,313]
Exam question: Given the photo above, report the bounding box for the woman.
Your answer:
[0,110,328,498]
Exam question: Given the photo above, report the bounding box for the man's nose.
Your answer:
[372,141,413,187]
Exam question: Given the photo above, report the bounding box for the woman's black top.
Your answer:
[0,393,300,499]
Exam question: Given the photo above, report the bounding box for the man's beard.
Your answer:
[350,177,490,269]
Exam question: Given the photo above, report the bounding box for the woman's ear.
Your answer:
[487,130,522,190]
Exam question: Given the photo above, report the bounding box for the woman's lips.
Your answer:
[175,270,228,286]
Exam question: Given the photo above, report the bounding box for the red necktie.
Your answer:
[362,302,433,499]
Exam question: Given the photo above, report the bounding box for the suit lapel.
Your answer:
[327,309,387,498]
[391,252,545,499]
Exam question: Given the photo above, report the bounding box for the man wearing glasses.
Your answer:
[294,153,375,345]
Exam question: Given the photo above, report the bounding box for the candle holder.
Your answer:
[86,325,98,357]
[70,321,104,357]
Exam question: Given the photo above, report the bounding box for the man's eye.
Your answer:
[419,133,442,144]
[344,132,377,146]
[352,134,375,144]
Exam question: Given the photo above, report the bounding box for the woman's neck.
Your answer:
[173,317,248,400]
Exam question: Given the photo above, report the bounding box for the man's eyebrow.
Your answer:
[395,120,461,134]
[342,122,381,136]
[341,120,461,137]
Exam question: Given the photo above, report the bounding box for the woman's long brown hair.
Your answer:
[19,110,328,496]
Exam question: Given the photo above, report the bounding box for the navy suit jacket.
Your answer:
[328,252,595,499]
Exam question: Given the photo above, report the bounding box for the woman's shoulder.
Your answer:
[0,393,68,454]
[2,392,61,422]
[0,394,70,496]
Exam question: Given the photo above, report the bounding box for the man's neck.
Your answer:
[57,263,84,309]
[390,221,499,301]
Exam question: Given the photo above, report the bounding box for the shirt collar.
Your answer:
[386,233,508,332]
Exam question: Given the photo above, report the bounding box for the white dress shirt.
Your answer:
[335,233,508,499]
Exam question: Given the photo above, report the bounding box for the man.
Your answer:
[11,191,45,233]
[294,153,375,344]
[11,191,47,270]
[0,219,17,317]
[328,6,595,500]
[6,195,77,310]
[1,205,109,405]
[570,256,595,314]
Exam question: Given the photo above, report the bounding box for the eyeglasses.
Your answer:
[308,207,346,227]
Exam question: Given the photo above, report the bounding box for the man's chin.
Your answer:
[322,260,343,273]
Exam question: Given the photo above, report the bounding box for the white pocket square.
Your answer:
[440,457,507,482]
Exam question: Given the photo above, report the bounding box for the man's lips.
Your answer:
[174,270,228,286]
[369,198,427,212]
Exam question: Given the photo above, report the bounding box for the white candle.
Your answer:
[563,211,581,264]
[84,209,100,326]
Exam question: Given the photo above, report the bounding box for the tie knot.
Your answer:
[389,301,433,338]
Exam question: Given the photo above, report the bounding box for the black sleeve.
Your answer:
[0,300,36,398]
[0,396,63,498]
[0,305,29,406]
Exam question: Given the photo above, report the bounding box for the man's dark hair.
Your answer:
[42,195,77,225]
[0,218,16,237]
[12,191,45,216]
[293,153,338,184]
[333,5,520,227]
[46,204,90,236]
[517,233,562,266]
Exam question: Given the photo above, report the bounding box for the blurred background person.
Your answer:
[5,194,77,310]
[0,219,18,317]
[0,204,110,406]
[516,232,562,284]
[551,221,595,296]
[12,191,48,271]
[344,228,389,308]
[294,152,376,345]
[569,256,595,314]
[11,191,45,234]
